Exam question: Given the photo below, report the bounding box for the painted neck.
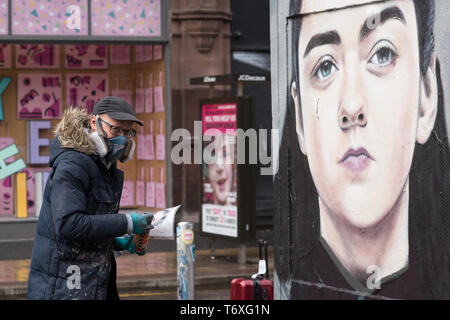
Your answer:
[319,181,409,285]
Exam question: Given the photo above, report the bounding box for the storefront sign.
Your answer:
[12,0,89,36]
[2,0,165,40]
[0,144,26,180]
[91,0,161,37]
[26,121,50,165]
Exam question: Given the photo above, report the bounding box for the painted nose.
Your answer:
[338,66,368,130]
[339,108,367,129]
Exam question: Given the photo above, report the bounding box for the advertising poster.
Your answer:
[17,73,62,119]
[66,73,109,113]
[0,44,11,68]
[65,45,108,69]
[110,45,131,64]
[201,102,238,238]
[16,44,60,69]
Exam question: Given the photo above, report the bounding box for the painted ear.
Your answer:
[416,53,438,145]
[291,81,307,155]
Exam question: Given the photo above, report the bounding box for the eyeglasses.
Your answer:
[98,117,136,138]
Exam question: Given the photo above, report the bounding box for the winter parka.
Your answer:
[27,107,129,300]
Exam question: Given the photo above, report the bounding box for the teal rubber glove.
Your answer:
[114,235,136,254]
[129,212,148,234]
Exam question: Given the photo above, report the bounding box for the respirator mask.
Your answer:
[87,115,136,163]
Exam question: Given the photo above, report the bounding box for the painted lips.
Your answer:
[339,148,374,172]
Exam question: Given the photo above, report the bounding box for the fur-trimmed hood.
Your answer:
[51,107,97,164]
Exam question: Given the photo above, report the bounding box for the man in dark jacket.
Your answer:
[27,97,149,300]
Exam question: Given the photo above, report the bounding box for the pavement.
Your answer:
[0,209,274,300]
[0,245,273,300]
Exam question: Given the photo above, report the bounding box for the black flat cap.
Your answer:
[93,96,144,126]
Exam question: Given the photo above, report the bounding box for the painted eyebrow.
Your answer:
[359,6,406,42]
[303,31,341,57]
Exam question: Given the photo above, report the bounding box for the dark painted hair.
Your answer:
[282,0,449,299]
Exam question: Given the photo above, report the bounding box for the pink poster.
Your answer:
[155,168,165,209]
[0,0,7,35]
[0,175,13,216]
[201,103,237,135]
[135,45,153,63]
[17,73,62,119]
[135,167,145,207]
[154,45,163,60]
[0,45,11,69]
[110,45,130,64]
[120,181,134,207]
[135,73,145,114]
[111,89,132,106]
[145,168,155,208]
[135,45,144,63]
[144,45,153,61]
[155,119,165,161]
[12,0,89,36]
[65,45,108,69]
[145,73,153,113]
[66,73,109,113]
[136,181,145,207]
[136,126,145,160]
[111,76,132,106]
[145,120,155,160]
[154,72,164,113]
[16,44,60,68]
[91,0,161,37]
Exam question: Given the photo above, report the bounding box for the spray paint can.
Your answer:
[177,222,195,300]
[133,213,154,255]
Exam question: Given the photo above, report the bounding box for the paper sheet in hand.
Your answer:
[148,205,182,240]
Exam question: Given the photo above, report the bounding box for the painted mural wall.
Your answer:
[270,0,449,299]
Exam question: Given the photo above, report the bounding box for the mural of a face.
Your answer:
[208,142,234,206]
[291,0,437,229]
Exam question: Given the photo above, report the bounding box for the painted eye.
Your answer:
[314,57,338,80]
[369,46,397,67]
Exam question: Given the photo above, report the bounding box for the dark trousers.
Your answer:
[106,254,120,300]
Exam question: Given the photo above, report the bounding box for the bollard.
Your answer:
[177,222,195,300]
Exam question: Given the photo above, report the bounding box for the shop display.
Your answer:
[17,73,62,119]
